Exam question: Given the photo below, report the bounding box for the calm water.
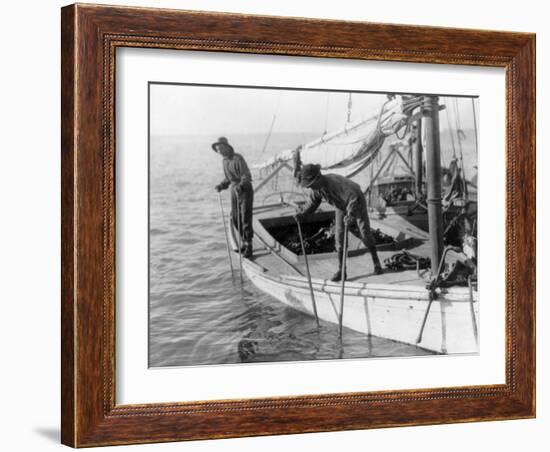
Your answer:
[149,131,476,367]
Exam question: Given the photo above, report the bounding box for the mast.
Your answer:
[413,117,423,198]
[423,96,444,274]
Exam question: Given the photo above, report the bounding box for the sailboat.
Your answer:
[227,93,479,355]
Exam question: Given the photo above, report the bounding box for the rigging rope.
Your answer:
[395,120,410,140]
[452,98,468,196]
[384,250,430,271]
[259,93,282,156]
[393,95,423,141]
[445,98,457,161]
[323,93,330,136]
[471,97,479,160]
[453,98,464,132]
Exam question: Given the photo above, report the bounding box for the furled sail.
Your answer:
[254,96,417,178]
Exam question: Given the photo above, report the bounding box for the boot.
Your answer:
[330,269,347,282]
[370,246,384,275]
[243,241,253,258]
[331,249,347,282]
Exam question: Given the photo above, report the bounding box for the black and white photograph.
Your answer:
[148,83,479,367]
[3,0,543,450]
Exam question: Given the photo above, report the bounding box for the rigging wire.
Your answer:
[453,97,464,132]
[259,93,282,156]
[471,97,479,160]
[453,97,469,196]
[323,93,330,136]
[445,97,458,161]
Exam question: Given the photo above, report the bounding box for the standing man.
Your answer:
[213,137,254,258]
[297,164,383,281]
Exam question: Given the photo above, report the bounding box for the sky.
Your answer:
[149,83,477,138]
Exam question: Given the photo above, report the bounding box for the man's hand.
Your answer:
[215,184,224,192]
[343,215,353,227]
[293,209,305,222]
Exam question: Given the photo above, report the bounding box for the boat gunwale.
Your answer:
[242,253,478,303]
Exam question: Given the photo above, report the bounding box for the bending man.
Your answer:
[213,137,254,258]
[297,164,382,281]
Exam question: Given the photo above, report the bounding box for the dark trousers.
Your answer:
[335,196,379,267]
[231,182,254,243]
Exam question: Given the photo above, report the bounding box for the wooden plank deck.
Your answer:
[251,203,436,288]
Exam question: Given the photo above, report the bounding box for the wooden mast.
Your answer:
[413,117,423,198]
[423,96,444,274]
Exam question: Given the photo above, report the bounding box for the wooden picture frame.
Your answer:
[61,3,535,447]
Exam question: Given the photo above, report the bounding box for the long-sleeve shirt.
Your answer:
[301,173,364,218]
[218,153,252,190]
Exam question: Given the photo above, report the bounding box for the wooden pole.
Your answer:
[235,193,244,287]
[294,217,320,329]
[364,146,396,196]
[394,148,415,175]
[416,291,434,344]
[338,222,349,339]
[423,96,444,275]
[217,192,234,281]
[253,161,293,193]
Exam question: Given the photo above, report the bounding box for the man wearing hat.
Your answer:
[213,137,254,258]
[297,164,383,281]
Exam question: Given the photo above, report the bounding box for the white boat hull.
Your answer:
[242,258,479,355]
[228,211,478,355]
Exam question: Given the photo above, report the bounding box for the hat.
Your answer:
[211,136,234,153]
[300,164,322,188]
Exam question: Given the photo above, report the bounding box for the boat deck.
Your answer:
[250,203,448,288]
